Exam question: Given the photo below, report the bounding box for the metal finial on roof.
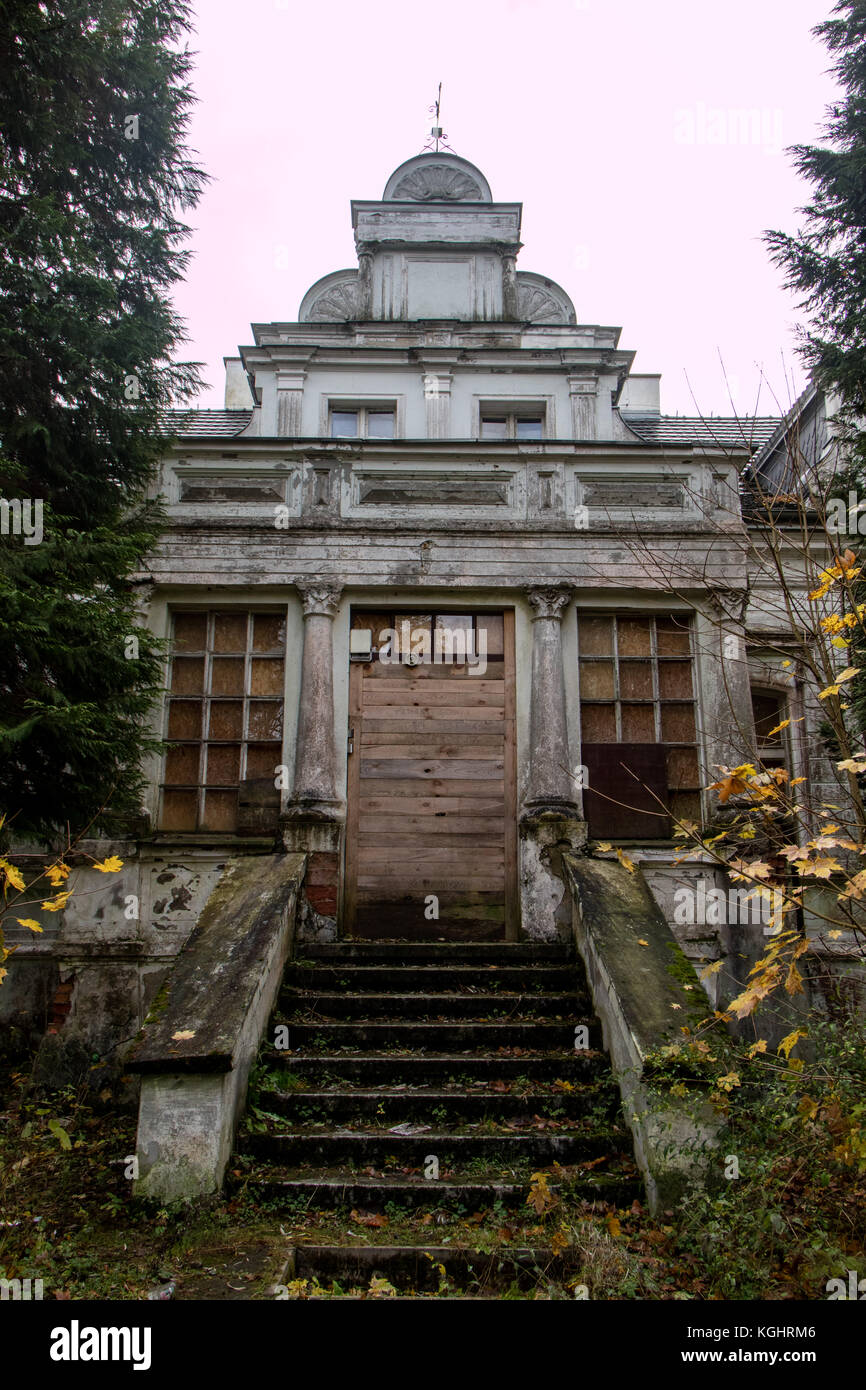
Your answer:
[422,83,455,153]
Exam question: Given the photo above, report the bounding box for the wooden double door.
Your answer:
[343,610,517,940]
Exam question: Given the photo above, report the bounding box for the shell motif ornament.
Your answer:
[391,165,483,202]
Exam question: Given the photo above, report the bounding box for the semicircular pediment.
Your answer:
[382,153,492,203]
[299,269,361,322]
[516,271,576,324]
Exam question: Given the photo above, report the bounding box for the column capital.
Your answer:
[526,586,572,621]
[296,581,342,619]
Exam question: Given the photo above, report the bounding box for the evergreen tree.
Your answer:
[765,2,866,423]
[765,1,866,740]
[0,1,207,840]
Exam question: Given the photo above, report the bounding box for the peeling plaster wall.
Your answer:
[7,851,240,1077]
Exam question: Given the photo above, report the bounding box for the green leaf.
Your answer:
[47,1117,72,1151]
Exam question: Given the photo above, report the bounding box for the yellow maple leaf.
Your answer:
[40,892,71,912]
[700,959,723,980]
[171,1029,196,1041]
[526,1171,557,1217]
[839,869,866,901]
[800,856,842,879]
[727,979,774,1019]
[94,855,124,873]
[368,1276,397,1298]
[638,938,649,947]
[728,858,774,881]
[16,918,43,932]
[615,847,636,873]
[777,1028,808,1060]
[746,1039,767,1058]
[785,962,805,996]
[605,1215,622,1238]
[837,757,866,773]
[550,1227,569,1257]
[717,1072,741,1091]
[767,719,791,736]
[595,841,612,852]
[0,860,25,893]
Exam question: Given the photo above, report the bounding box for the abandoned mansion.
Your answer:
[4,150,857,1206]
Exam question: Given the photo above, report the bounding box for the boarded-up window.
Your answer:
[578,613,700,838]
[160,611,285,833]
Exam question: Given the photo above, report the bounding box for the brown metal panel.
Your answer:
[582,743,672,839]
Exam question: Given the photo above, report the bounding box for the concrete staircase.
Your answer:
[232,941,642,1296]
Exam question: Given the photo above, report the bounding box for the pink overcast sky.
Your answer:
[173,0,840,420]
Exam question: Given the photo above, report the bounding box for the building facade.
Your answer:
[13,150,850,1066]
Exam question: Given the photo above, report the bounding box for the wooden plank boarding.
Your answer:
[342,611,516,940]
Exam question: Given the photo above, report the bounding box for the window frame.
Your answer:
[159,608,286,835]
[324,396,401,439]
[576,611,702,836]
[750,685,792,770]
[473,395,554,440]
[480,413,545,441]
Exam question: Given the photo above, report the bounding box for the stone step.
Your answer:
[279,1021,601,1050]
[288,1243,585,1293]
[266,1052,611,1084]
[302,943,574,964]
[286,964,582,992]
[242,1127,623,1166]
[280,990,587,1019]
[234,1169,641,1211]
[279,1293,507,1301]
[255,1086,619,1123]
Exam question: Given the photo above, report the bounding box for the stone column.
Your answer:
[357,251,373,318]
[524,586,578,815]
[289,581,342,816]
[502,252,519,319]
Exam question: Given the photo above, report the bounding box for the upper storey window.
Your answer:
[330,407,395,439]
[480,412,544,441]
[751,688,790,770]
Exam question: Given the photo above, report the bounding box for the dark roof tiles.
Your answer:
[622,413,780,451]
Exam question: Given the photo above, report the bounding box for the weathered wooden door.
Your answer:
[343,610,517,940]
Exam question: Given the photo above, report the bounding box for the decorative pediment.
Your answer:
[391,163,484,203]
[516,272,576,325]
[382,153,493,204]
[299,270,361,322]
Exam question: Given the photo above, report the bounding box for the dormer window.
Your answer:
[330,406,395,439]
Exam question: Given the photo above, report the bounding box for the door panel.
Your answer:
[344,610,516,940]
